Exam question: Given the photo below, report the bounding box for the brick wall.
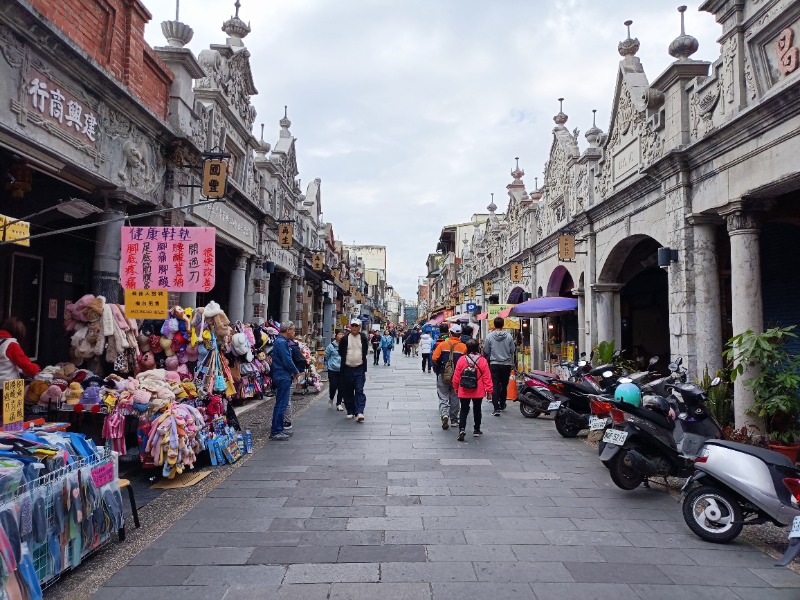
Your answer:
[29,0,173,119]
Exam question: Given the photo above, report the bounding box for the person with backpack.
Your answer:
[452,338,492,441]
[380,330,395,366]
[483,316,517,416]
[431,324,466,430]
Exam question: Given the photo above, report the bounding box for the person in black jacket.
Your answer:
[338,319,370,421]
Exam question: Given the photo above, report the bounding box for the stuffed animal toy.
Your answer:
[181,381,198,399]
[184,344,199,362]
[148,334,162,352]
[164,356,179,372]
[63,383,83,405]
[203,301,232,340]
[139,352,156,371]
[231,332,250,356]
[171,333,186,353]
[81,376,105,390]
[80,387,101,405]
[137,333,151,353]
[84,296,105,323]
[159,336,175,357]
[53,363,77,381]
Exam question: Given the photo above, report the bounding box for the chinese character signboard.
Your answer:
[124,289,169,319]
[120,227,215,292]
[3,379,24,431]
[484,280,493,295]
[26,68,98,145]
[0,215,30,246]
[443,309,455,320]
[510,263,523,282]
[469,287,475,299]
[558,234,575,261]
[458,293,464,304]
[202,158,228,198]
[278,223,293,249]
[332,268,340,281]
[312,252,324,270]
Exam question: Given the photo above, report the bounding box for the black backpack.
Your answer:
[459,355,479,390]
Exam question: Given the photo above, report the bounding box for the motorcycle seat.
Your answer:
[618,402,675,430]
[705,440,795,468]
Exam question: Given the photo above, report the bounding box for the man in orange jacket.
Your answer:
[432,324,467,430]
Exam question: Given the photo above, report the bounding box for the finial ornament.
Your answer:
[553,97,568,126]
[585,108,603,147]
[618,19,640,57]
[668,5,699,60]
[511,157,525,180]
[222,0,251,42]
[161,0,193,47]
[487,193,497,213]
[280,106,292,131]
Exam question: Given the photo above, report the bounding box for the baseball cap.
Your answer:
[350,319,362,326]
[449,324,462,334]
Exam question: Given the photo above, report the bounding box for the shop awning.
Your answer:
[475,312,488,321]
[510,296,578,317]
[498,305,516,319]
[445,312,472,323]
[426,313,445,326]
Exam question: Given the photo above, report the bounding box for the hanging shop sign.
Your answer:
[332,268,340,280]
[484,280,493,294]
[0,215,30,246]
[469,287,475,299]
[124,289,169,319]
[120,226,215,292]
[443,309,455,319]
[488,304,520,329]
[2,379,24,431]
[510,262,523,282]
[312,252,324,270]
[278,223,293,249]
[458,293,465,304]
[558,233,576,261]
[201,158,229,198]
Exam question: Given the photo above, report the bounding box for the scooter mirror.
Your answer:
[613,350,621,358]
[602,370,613,378]
[578,360,587,367]
[589,350,595,360]
[618,377,632,384]
[710,376,721,387]
[668,362,677,372]
[648,356,659,367]
[580,352,586,358]
[676,357,683,366]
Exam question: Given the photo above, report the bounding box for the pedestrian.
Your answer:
[402,329,412,357]
[338,319,369,422]
[370,329,381,366]
[324,331,344,410]
[482,317,517,417]
[460,324,474,344]
[419,329,433,373]
[452,338,492,441]
[380,330,394,366]
[409,327,421,356]
[269,321,300,440]
[0,317,40,387]
[431,324,466,430]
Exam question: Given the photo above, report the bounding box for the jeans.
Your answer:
[489,364,513,411]
[412,343,419,356]
[436,375,460,421]
[271,377,292,435]
[382,348,392,365]
[372,346,380,365]
[421,353,431,372]
[459,398,483,432]
[328,370,342,404]
[341,365,366,415]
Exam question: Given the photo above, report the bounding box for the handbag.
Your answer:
[229,361,242,383]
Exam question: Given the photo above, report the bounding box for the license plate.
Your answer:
[790,516,800,539]
[602,429,628,445]
[547,400,562,411]
[589,416,608,431]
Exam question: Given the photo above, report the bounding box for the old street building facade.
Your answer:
[0,0,352,363]
[434,2,800,427]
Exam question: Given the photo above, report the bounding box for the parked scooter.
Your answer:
[599,377,723,490]
[679,440,800,548]
[517,352,596,420]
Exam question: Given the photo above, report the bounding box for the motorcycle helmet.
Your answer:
[642,394,670,416]
[614,382,642,407]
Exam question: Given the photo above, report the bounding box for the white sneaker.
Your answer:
[328,399,334,408]
[356,414,365,422]
[346,414,354,419]
[336,404,344,411]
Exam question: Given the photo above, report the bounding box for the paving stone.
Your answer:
[564,561,672,584]
[658,565,773,587]
[386,506,457,517]
[104,566,195,587]
[184,565,286,586]
[126,546,168,566]
[629,584,747,600]
[544,530,631,546]
[284,562,380,583]
[312,506,385,518]
[329,583,430,600]
[298,531,383,546]
[425,544,517,562]
[347,516,424,530]
[157,547,255,565]
[248,546,340,564]
[430,582,535,600]
[464,530,547,545]
[473,561,574,583]
[270,517,349,531]
[680,548,777,568]
[108,588,227,600]
[510,545,605,562]
[385,530,467,545]
[222,584,330,599]
[568,517,656,533]
[749,567,800,588]
[531,582,641,600]
[595,546,696,565]
[338,544,427,562]
[731,589,800,600]
[380,561,478,582]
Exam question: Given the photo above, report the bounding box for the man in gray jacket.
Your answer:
[482,317,516,416]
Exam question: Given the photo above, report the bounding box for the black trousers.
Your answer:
[489,364,513,410]
[372,346,380,365]
[458,398,482,432]
[328,370,343,404]
[421,353,431,372]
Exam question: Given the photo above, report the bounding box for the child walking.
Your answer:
[451,338,493,441]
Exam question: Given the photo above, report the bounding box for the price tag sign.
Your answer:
[3,379,25,431]
[91,462,115,488]
[124,289,169,319]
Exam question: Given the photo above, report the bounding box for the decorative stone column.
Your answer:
[289,277,299,330]
[228,253,248,323]
[723,205,764,430]
[689,215,723,377]
[280,276,292,324]
[252,268,270,324]
[574,287,586,357]
[92,202,126,303]
[592,283,622,346]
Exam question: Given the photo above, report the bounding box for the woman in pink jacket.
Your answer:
[452,338,493,441]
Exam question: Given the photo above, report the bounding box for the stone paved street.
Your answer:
[92,356,800,599]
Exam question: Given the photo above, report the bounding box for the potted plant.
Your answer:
[724,326,800,461]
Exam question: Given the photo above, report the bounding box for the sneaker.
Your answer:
[269,433,290,441]
[336,404,344,411]
[493,411,500,417]
[356,414,365,422]
[346,414,354,419]
[457,431,466,442]
[284,430,294,436]
[473,430,483,437]
[441,415,449,430]
[328,399,334,408]
[283,421,293,430]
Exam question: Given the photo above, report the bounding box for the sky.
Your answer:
[142,0,722,301]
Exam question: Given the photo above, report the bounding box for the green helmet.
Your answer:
[614,382,642,407]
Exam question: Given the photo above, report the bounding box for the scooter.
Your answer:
[600,377,722,490]
[679,440,800,549]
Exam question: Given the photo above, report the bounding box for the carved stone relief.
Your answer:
[0,25,24,68]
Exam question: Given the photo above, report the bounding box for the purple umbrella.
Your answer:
[509,296,578,317]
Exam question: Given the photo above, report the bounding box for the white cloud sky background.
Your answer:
[143,1,722,300]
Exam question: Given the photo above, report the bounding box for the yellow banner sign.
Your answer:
[278,223,293,248]
[3,379,24,431]
[124,289,169,319]
[0,215,30,247]
[312,252,324,270]
[487,304,520,329]
[510,263,523,282]
[201,158,228,199]
[484,280,493,295]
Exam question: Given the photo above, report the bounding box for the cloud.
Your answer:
[143,0,721,300]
